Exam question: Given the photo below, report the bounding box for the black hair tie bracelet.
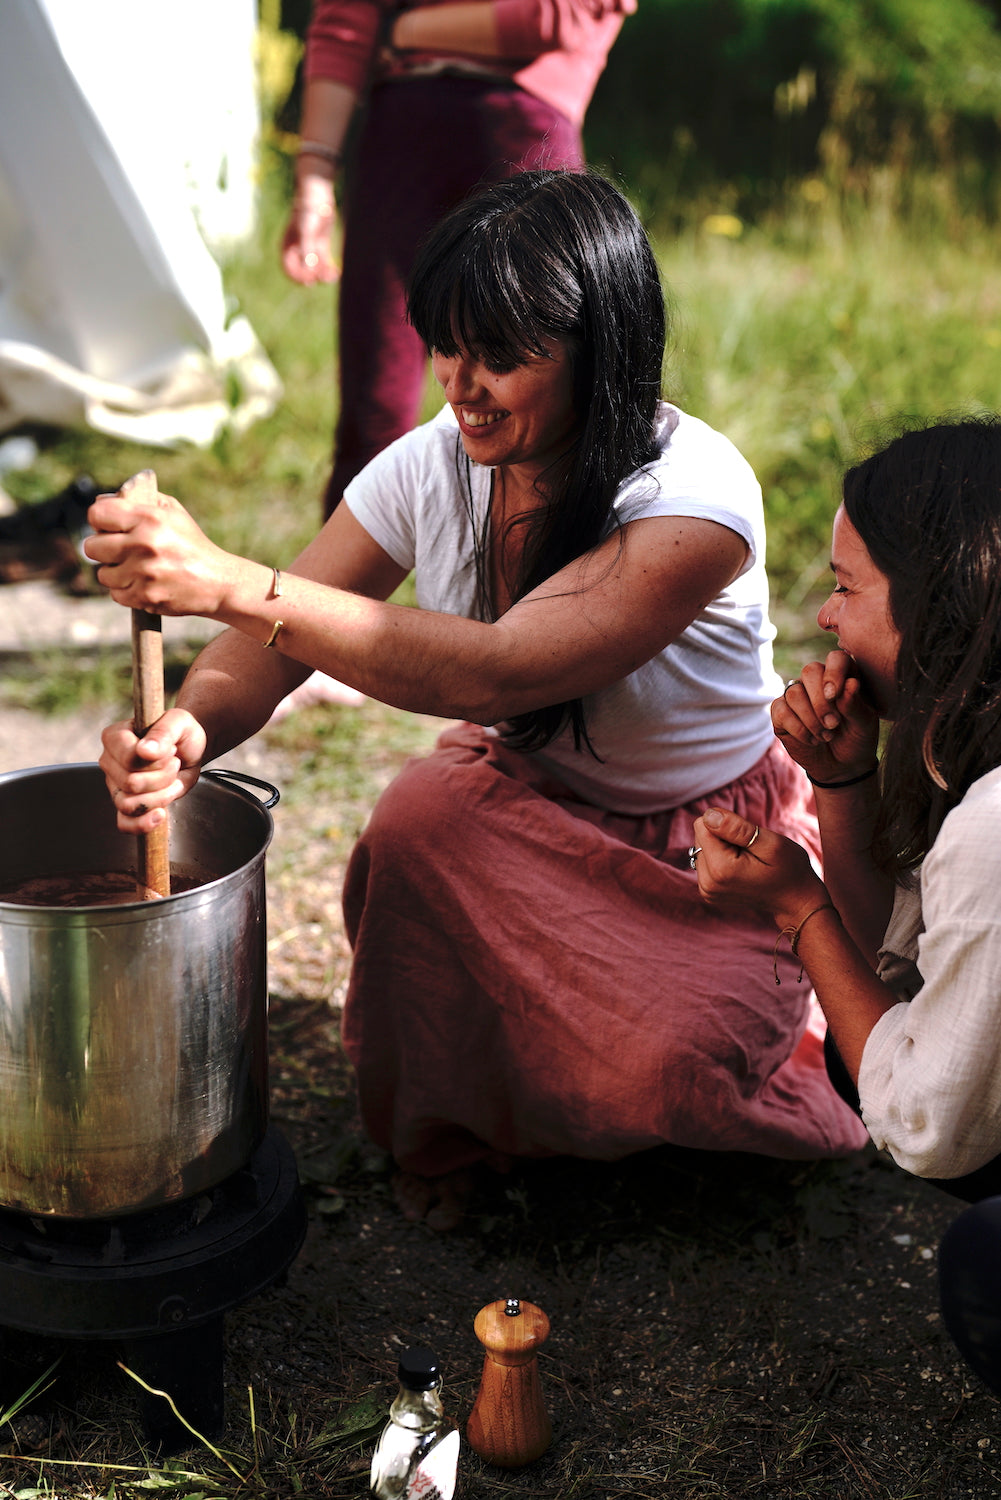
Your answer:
[806,766,879,789]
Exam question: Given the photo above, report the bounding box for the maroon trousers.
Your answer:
[324,75,584,515]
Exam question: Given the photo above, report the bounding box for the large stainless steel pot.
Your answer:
[0,763,278,1219]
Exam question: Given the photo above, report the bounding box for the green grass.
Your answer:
[662,189,1000,614]
[4,163,998,714]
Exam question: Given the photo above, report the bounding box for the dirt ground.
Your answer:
[2,582,1001,1498]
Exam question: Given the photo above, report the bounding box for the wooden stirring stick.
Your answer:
[132,607,170,898]
[126,472,170,900]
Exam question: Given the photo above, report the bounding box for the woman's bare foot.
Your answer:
[269,671,365,722]
[392,1168,476,1232]
[392,1153,512,1231]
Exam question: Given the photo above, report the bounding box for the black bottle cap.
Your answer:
[398,1346,440,1390]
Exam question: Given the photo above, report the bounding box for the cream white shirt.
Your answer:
[345,401,781,814]
[859,765,1001,1178]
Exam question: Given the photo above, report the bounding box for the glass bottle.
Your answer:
[370,1345,460,1499]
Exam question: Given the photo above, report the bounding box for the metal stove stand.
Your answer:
[0,1125,306,1452]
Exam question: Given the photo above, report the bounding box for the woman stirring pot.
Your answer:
[87,170,864,1229]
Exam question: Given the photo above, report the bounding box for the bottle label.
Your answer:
[406,1428,459,1499]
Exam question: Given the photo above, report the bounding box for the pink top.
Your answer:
[304,0,634,128]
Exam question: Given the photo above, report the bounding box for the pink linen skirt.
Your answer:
[341,723,868,1176]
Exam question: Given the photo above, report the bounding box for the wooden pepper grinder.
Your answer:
[466,1297,552,1467]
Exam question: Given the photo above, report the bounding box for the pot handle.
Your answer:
[203,768,281,809]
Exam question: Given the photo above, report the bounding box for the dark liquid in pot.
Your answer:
[0,869,207,907]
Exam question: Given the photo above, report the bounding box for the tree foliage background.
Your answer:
[271,0,1001,223]
[584,0,1001,221]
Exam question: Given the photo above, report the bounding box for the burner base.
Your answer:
[0,1317,229,1451]
[122,1316,227,1449]
[0,1127,306,1452]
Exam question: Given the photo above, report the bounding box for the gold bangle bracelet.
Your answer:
[263,619,285,650]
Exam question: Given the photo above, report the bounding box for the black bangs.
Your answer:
[402,167,666,757]
[407,214,582,367]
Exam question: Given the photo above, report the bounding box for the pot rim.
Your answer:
[0,761,277,913]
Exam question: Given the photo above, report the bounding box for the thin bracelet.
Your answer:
[262,567,285,648]
[773,901,836,985]
[806,765,878,789]
[297,140,342,168]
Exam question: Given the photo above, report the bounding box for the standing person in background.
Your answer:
[282,0,633,516]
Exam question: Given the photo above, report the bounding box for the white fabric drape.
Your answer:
[0,0,282,446]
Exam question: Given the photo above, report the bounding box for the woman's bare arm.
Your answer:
[771,656,891,963]
[693,805,896,1083]
[86,480,748,724]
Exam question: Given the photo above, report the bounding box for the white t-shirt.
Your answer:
[345,401,782,814]
[859,765,1001,1179]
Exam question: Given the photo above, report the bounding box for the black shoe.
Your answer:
[0,476,112,593]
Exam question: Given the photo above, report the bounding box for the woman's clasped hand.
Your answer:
[774,653,879,776]
[690,807,824,930]
[693,647,881,932]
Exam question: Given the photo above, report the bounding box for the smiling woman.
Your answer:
[688,416,1001,1404]
[86,169,866,1232]
[429,339,577,479]
[816,508,902,718]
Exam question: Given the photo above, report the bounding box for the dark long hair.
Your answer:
[843,416,1001,875]
[406,168,666,752]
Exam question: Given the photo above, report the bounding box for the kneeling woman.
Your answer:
[691,417,1001,1395]
[88,171,865,1227]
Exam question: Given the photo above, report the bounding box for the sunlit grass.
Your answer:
[7,165,997,693]
[7,165,998,681]
[663,199,1000,620]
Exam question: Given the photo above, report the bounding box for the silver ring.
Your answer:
[746,826,760,849]
[688,845,701,869]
